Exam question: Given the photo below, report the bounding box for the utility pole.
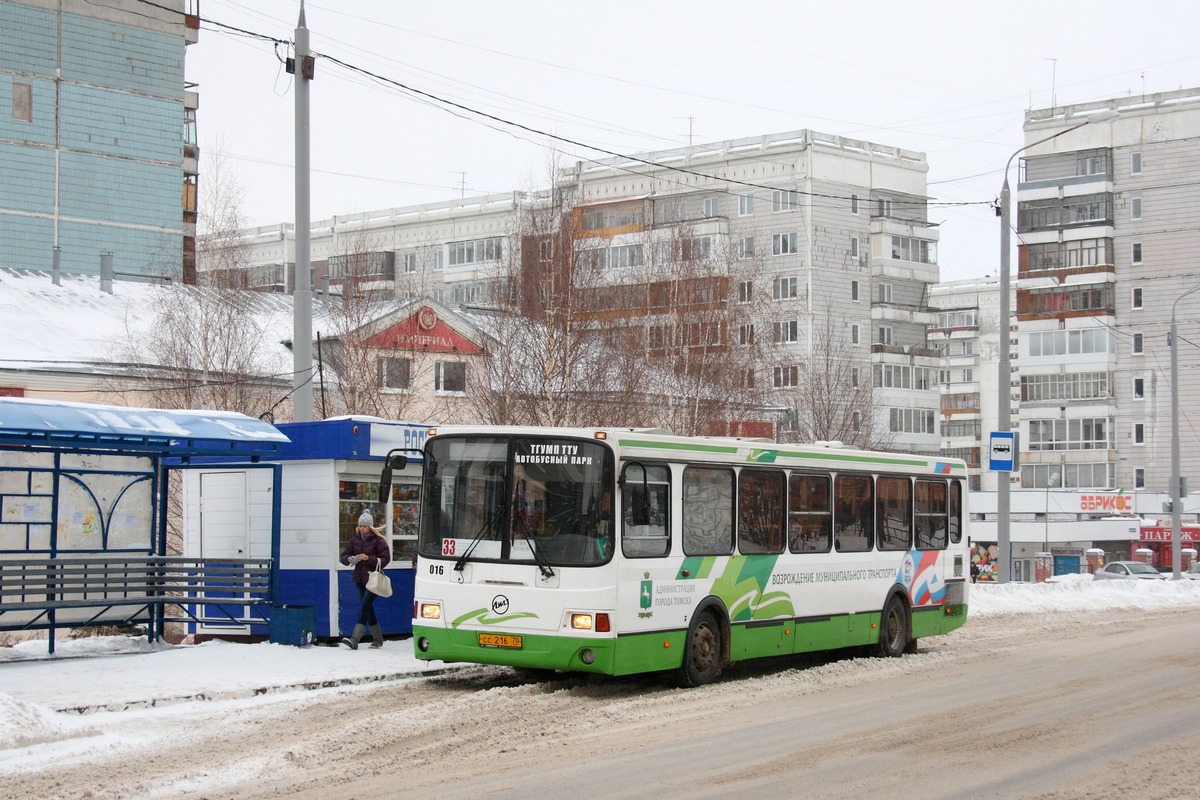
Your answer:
[292,2,314,422]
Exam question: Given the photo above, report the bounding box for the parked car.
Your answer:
[1093,561,1168,581]
[1184,563,1200,581]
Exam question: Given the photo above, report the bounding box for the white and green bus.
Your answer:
[411,426,969,686]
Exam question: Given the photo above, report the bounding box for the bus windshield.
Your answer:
[418,435,615,568]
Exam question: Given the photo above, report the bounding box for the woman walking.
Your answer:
[339,510,391,649]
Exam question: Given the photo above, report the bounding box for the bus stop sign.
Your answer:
[989,431,1017,472]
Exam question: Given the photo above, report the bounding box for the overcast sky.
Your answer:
[187,0,1199,282]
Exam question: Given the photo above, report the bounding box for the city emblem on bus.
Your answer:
[640,575,653,610]
[491,595,510,615]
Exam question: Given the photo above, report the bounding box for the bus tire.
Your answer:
[875,594,909,658]
[676,610,722,688]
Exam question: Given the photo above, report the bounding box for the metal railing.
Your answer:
[0,556,272,634]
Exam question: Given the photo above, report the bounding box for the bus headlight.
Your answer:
[419,602,442,620]
[570,612,610,632]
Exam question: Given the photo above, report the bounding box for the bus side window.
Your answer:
[876,476,912,552]
[621,464,669,558]
[833,474,873,552]
[738,469,785,554]
[948,480,963,544]
[789,473,831,553]
[682,466,734,556]
[915,479,948,550]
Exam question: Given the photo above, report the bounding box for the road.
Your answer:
[5,607,1199,799]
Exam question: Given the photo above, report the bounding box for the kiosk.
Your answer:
[182,418,428,639]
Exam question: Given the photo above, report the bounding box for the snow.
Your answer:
[2,577,1200,757]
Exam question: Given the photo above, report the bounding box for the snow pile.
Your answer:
[971,573,1200,616]
[0,692,95,750]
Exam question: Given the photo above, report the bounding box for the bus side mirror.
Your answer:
[377,454,409,507]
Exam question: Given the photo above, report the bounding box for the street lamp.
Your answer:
[996,108,1118,583]
[1170,283,1200,578]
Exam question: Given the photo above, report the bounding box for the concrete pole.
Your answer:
[292,2,313,422]
[1170,284,1200,579]
[997,174,1012,582]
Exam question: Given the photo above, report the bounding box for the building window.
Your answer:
[1131,197,1142,220]
[703,197,719,218]
[851,194,859,215]
[1133,423,1145,445]
[1135,468,1145,488]
[773,232,797,256]
[851,367,860,387]
[877,198,892,217]
[851,324,860,345]
[1027,417,1114,451]
[773,365,799,388]
[772,190,797,212]
[889,407,936,434]
[1131,242,1142,264]
[890,235,937,264]
[378,357,412,390]
[877,326,893,346]
[402,253,417,273]
[772,276,798,300]
[1133,333,1143,355]
[738,237,754,260]
[1025,238,1112,271]
[773,320,799,343]
[738,194,754,216]
[963,368,973,383]
[538,240,553,262]
[1133,377,1145,399]
[877,282,892,303]
[852,411,861,431]
[850,237,859,258]
[1131,152,1142,175]
[436,361,467,393]
[1132,287,1143,310]
[739,324,755,346]
[12,81,32,122]
[448,237,503,267]
[737,280,753,304]
[851,280,859,302]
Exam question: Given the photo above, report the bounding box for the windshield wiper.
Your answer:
[454,510,498,572]
[512,512,554,579]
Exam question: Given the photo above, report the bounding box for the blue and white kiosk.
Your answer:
[181,417,429,640]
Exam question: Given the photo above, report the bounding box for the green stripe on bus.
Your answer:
[618,438,741,455]
[618,437,949,470]
[412,625,684,675]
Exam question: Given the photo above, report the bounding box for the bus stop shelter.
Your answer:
[0,398,289,652]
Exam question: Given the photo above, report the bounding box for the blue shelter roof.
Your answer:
[0,398,289,456]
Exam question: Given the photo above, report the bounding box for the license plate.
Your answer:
[478,632,523,649]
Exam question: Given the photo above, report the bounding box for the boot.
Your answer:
[369,624,384,648]
[341,623,366,650]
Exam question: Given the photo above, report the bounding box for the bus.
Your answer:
[409,426,969,686]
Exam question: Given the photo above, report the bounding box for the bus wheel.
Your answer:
[875,595,908,658]
[676,611,722,688]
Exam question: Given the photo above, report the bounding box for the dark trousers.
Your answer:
[354,582,378,627]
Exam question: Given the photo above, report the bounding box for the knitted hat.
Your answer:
[357,510,375,528]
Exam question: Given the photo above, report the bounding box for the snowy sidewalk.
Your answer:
[0,637,447,714]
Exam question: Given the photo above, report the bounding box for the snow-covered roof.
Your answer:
[0,397,288,454]
[0,269,333,381]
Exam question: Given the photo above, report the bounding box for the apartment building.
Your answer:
[1015,88,1200,499]
[235,130,945,448]
[0,0,198,282]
